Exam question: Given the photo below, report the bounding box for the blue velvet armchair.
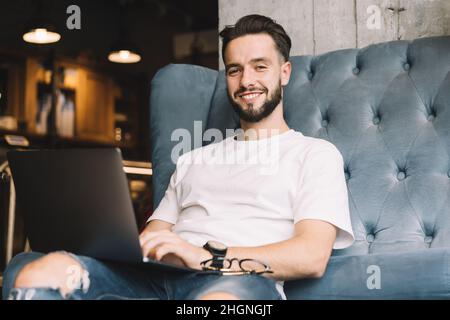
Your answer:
[150,36,450,299]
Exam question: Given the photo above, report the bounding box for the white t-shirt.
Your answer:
[149,129,355,297]
[150,129,354,246]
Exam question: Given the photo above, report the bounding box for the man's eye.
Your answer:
[227,69,239,75]
[256,65,267,71]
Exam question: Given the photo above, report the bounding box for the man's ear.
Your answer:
[280,60,292,86]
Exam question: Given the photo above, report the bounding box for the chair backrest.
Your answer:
[150,36,450,256]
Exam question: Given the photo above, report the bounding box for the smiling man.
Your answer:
[2,15,354,300]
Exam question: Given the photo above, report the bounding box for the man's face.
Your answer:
[224,33,291,123]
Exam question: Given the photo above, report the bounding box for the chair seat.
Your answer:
[285,248,450,299]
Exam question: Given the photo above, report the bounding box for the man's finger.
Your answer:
[141,236,178,258]
[139,229,170,243]
[141,236,174,258]
[155,244,180,261]
[139,229,174,246]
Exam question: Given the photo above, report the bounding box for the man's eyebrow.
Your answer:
[250,57,271,64]
[225,63,241,70]
[225,58,271,70]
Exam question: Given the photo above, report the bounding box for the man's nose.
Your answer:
[240,67,256,88]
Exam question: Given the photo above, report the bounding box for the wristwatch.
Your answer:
[203,241,228,269]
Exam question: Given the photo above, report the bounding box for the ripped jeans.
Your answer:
[2,252,283,300]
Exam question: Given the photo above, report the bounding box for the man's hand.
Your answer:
[139,229,211,270]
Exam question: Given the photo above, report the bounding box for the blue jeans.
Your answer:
[2,252,282,300]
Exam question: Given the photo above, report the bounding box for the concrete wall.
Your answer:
[218,0,450,69]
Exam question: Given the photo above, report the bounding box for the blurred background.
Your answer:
[0,0,218,271]
[0,0,218,159]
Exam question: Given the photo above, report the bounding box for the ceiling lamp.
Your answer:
[108,50,141,64]
[22,0,61,45]
[108,46,141,64]
[23,26,61,44]
[108,5,141,64]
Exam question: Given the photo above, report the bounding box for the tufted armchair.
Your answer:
[150,36,450,299]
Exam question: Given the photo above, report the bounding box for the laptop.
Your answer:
[7,148,193,273]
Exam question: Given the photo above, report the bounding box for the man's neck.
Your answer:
[239,104,290,140]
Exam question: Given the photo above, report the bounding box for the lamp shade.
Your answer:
[22,19,61,44]
[108,41,141,64]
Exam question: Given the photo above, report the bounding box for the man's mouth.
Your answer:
[237,91,264,103]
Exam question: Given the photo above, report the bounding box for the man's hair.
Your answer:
[219,14,292,64]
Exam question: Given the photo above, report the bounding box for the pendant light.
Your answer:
[23,0,61,45]
[108,41,142,64]
[108,6,141,64]
[23,25,61,44]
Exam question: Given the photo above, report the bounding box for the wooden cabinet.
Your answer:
[0,56,26,130]
[1,52,143,153]
[23,58,41,133]
[4,60,25,125]
[21,57,116,143]
[76,69,115,142]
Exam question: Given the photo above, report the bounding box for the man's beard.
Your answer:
[228,82,282,123]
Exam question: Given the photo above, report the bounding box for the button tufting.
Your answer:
[345,170,350,181]
[447,170,450,178]
[321,119,329,127]
[427,114,435,121]
[397,171,406,181]
[366,234,375,243]
[424,236,433,244]
[404,63,411,71]
[373,116,380,125]
[308,72,314,80]
[353,67,360,75]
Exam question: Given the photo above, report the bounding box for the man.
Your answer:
[2,14,354,300]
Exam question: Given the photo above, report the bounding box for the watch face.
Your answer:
[207,241,227,251]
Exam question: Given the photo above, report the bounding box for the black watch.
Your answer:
[203,241,228,269]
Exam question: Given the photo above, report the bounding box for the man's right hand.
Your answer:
[139,227,211,270]
[139,219,186,267]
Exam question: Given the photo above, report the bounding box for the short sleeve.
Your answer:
[293,143,355,249]
[147,167,181,225]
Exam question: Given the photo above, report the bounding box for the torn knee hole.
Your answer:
[14,253,90,297]
[199,291,240,300]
